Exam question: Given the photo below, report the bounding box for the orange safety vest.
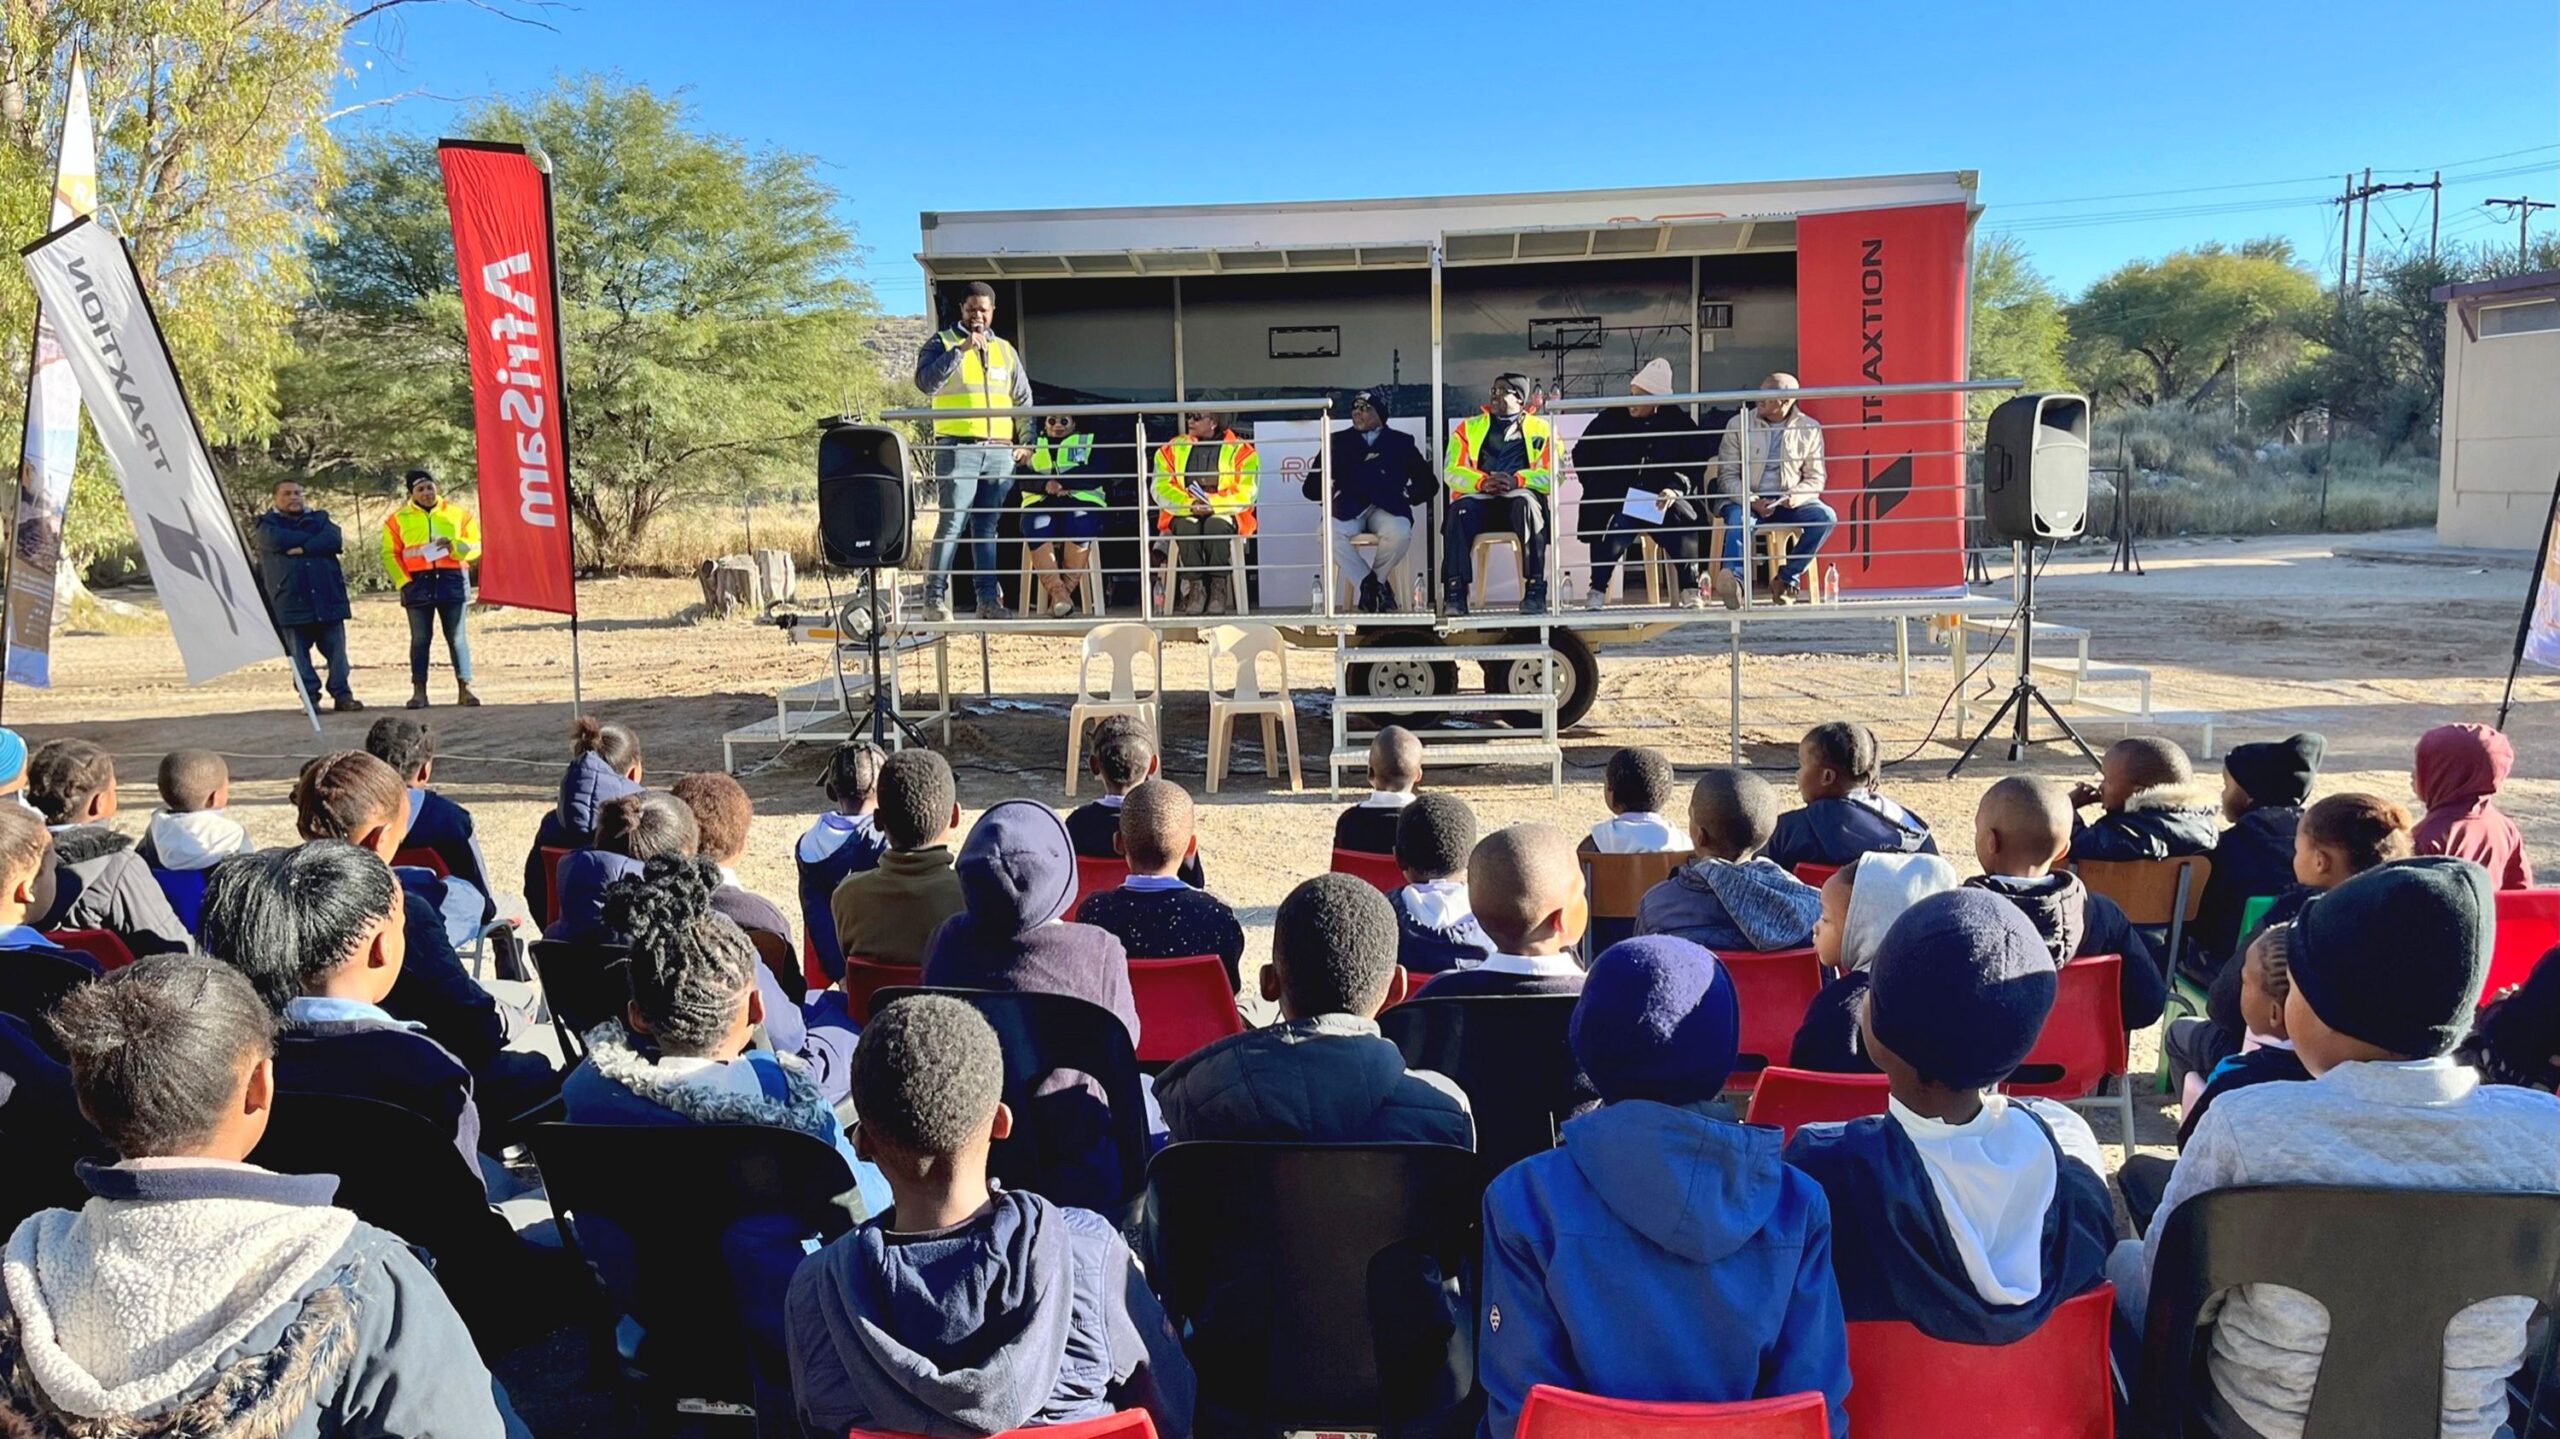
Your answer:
[378,500,482,586]
[1150,433,1260,534]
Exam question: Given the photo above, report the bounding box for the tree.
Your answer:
[302,77,901,560]
[1968,233,2068,414]
[2065,240,2322,409]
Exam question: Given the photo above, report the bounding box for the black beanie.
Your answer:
[1351,389,1392,420]
[2224,732,2325,808]
[1867,889,2058,1090]
[2289,855,2491,1059]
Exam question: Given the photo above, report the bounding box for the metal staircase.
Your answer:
[1327,633,1563,796]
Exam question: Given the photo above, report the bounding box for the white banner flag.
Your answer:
[8,48,98,686]
[21,219,282,684]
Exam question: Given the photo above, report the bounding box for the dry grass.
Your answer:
[2087,408,2437,538]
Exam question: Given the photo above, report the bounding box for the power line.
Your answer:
[2485,197,2556,265]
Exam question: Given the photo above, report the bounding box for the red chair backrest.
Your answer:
[1792,862,1842,888]
[391,846,450,878]
[1517,1384,1829,1437]
[851,1409,1160,1439]
[46,928,135,973]
[1743,1066,1893,1141]
[1070,855,1126,920]
[802,930,828,993]
[1330,847,1405,893]
[842,956,924,1023]
[1843,1283,2114,1439]
[2004,954,2127,1101]
[539,845,574,928]
[1722,947,1824,1084]
[1127,955,1244,1065]
[2487,887,2560,998]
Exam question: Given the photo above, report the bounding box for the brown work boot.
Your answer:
[456,681,483,707]
[1205,577,1232,616]
[406,683,430,710]
[1177,579,1206,616]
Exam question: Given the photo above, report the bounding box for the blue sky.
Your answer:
[338,0,2558,305]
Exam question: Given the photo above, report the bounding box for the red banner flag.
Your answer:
[1794,201,1971,594]
[438,140,576,616]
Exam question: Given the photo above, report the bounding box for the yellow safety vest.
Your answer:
[1445,410,1556,497]
[378,500,482,587]
[928,329,1024,441]
[1022,433,1104,507]
[1150,434,1260,534]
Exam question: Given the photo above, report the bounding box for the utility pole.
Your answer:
[2429,170,2442,259]
[2336,173,2353,313]
[2354,167,2372,295]
[2335,171,2450,300]
[2486,197,2554,267]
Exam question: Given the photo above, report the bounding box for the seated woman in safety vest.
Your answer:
[1013,412,1108,618]
[1150,411,1260,617]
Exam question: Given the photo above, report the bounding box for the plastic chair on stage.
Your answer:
[1723,946,1824,1088]
[840,955,922,1022]
[2486,886,2560,997]
[1582,849,1683,955]
[1065,624,1161,798]
[1338,532,1414,610]
[44,928,134,974]
[1742,1066,1893,1142]
[854,1415,1157,1439]
[1330,847,1405,893]
[1126,954,1245,1068]
[1630,534,1677,606]
[1844,1284,2114,1439]
[1159,523,1253,618]
[1516,1385,1830,1438]
[2002,953,2136,1161]
[1470,533,1523,599]
[1015,536,1107,620]
[1071,854,1125,920]
[148,867,209,934]
[1705,515,1808,596]
[1204,624,1302,794]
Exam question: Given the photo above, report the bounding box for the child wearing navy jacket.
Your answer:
[1784,890,2116,1344]
[1421,824,1588,998]
[366,714,499,924]
[797,740,888,980]
[1388,792,1496,975]
[1765,721,1935,873]
[2192,733,2324,966]
[1333,724,1422,855]
[1477,935,1850,1438]
[523,716,645,922]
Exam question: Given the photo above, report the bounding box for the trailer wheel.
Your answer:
[1343,629,1461,730]
[1484,628,1600,730]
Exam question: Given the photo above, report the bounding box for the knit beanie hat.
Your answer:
[1570,936,1739,1104]
[1867,889,2057,1089]
[2225,732,2326,808]
[2289,855,2490,1059]
[0,728,25,789]
[1629,358,1675,395]
[1350,388,1392,420]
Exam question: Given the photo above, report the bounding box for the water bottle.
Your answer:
[1309,572,1324,615]
[1824,563,1841,604]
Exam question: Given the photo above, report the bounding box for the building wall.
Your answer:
[2440,302,2560,549]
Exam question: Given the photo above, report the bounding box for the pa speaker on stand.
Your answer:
[1950,393,2102,778]
[815,417,928,750]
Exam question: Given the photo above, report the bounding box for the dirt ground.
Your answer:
[17,527,2555,1164]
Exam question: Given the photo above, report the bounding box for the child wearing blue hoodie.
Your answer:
[797,740,889,980]
[1634,768,1823,954]
[1784,890,2117,1343]
[1765,722,1937,873]
[523,716,644,923]
[1477,935,1850,1439]
[786,994,1194,1438]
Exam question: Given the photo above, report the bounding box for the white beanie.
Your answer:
[1841,851,1961,973]
[1629,358,1675,395]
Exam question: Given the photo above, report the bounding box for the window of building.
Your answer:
[2481,297,2560,337]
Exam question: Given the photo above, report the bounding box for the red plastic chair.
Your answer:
[1792,862,1842,888]
[391,846,451,878]
[802,930,829,993]
[1127,955,1245,1066]
[2003,954,2135,1156]
[851,1410,1159,1439]
[1330,846,1405,893]
[1844,1283,2114,1439]
[1517,1385,1829,1437]
[1070,854,1126,921]
[45,928,136,973]
[2486,887,2560,998]
[1721,946,1824,1087]
[538,844,574,928]
[1742,1066,1892,1141]
[841,955,924,1022]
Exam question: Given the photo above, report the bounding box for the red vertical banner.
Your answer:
[438,140,577,616]
[1794,201,1970,594]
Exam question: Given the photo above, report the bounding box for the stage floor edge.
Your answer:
[894,593,2014,642]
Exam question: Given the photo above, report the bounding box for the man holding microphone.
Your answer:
[915,281,1034,621]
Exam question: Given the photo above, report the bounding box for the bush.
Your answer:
[2085,406,2434,538]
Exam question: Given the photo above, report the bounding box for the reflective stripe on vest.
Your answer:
[1022,433,1103,506]
[929,329,1020,440]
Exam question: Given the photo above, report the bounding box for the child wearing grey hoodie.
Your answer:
[1635,769,1823,954]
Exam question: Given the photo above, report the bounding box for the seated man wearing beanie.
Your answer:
[1785,890,2116,1343]
[2108,857,2560,1439]
[2194,732,2325,969]
[1478,935,1850,1439]
[1156,873,1471,1147]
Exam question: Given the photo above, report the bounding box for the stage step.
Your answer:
[1333,693,1552,714]
[1327,740,1563,770]
[1332,643,1551,667]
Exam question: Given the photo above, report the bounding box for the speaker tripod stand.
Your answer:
[1947,541,2103,778]
[821,566,932,751]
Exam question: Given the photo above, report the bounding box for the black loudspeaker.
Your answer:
[816,421,914,569]
[1981,393,2092,542]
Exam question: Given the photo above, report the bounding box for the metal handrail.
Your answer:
[1538,376,2022,412]
[879,397,1336,422]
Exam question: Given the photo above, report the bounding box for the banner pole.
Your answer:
[2495,465,2560,732]
[532,148,584,719]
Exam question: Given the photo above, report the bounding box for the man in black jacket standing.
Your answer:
[253,480,362,712]
[1572,358,1709,609]
[1305,389,1437,612]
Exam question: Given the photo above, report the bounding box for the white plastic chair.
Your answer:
[1204,623,1302,794]
[1015,538,1107,619]
[1065,623,1161,797]
[1160,522,1253,617]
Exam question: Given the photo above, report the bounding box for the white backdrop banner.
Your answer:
[22,219,283,683]
[8,49,99,687]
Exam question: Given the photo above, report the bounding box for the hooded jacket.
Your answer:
[1477,1100,1849,1439]
[2196,806,2304,963]
[1633,856,1821,955]
[0,1161,520,1439]
[136,809,255,873]
[2067,781,2222,864]
[1965,872,2166,1030]
[275,1001,482,1178]
[2412,725,2533,890]
[785,1188,1193,1439]
[1765,792,1939,873]
[379,867,511,1081]
[797,813,886,978]
[1154,1013,1472,1147]
[544,850,641,948]
[920,802,1137,1044]
[39,826,192,959]
[522,753,643,917]
[1786,855,1961,1075]
[1392,881,1497,976]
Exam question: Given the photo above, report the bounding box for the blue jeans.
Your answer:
[407,599,471,685]
[1716,498,1836,587]
[285,620,352,703]
[927,440,1017,604]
